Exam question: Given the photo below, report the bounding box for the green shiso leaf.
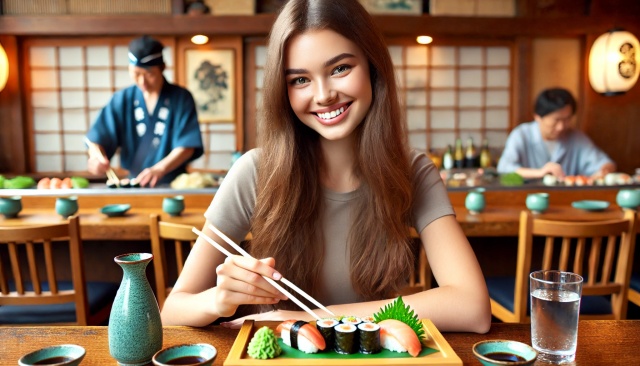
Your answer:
[247,326,282,359]
[372,296,425,341]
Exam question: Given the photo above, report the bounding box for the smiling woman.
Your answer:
[160,0,491,334]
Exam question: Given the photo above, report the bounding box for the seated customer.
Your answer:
[497,88,615,179]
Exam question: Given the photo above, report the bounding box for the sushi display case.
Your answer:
[224,319,462,365]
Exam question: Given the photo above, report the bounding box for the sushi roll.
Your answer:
[341,315,362,326]
[106,179,118,189]
[333,323,357,354]
[378,319,421,357]
[119,178,131,188]
[129,178,141,188]
[316,318,339,350]
[357,322,381,354]
[276,320,325,354]
[360,315,375,323]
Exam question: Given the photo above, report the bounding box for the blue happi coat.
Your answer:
[86,79,204,184]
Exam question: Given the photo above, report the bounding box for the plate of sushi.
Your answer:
[224,297,462,365]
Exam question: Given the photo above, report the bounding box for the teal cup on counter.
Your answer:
[526,192,549,214]
[163,195,185,217]
[55,196,79,218]
[465,188,486,214]
[616,188,640,210]
[0,196,23,218]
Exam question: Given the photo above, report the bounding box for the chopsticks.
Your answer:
[84,137,120,187]
[192,225,335,321]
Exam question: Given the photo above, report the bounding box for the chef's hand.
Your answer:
[540,162,565,178]
[213,256,287,319]
[135,166,166,187]
[592,162,616,180]
[87,154,110,176]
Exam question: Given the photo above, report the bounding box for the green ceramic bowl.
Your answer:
[571,200,610,211]
[0,195,22,218]
[100,203,131,217]
[472,340,537,366]
[152,343,217,366]
[18,344,85,366]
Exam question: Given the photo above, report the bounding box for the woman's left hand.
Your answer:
[221,310,313,329]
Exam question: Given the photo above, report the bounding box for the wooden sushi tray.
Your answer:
[224,319,462,365]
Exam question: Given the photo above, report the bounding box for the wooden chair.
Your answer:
[149,214,198,310]
[0,216,118,325]
[629,273,640,307]
[398,244,432,296]
[486,209,637,323]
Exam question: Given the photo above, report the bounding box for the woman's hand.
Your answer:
[221,309,312,329]
[213,256,288,318]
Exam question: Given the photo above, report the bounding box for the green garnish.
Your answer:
[500,172,524,186]
[247,326,282,359]
[373,296,425,341]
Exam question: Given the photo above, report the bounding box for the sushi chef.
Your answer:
[497,88,615,179]
[86,35,203,187]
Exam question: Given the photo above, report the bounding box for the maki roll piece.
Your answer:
[316,318,339,350]
[357,322,381,354]
[106,179,118,189]
[129,178,141,188]
[360,315,375,323]
[119,178,131,188]
[333,323,357,354]
[378,319,421,357]
[276,320,326,354]
[341,315,362,326]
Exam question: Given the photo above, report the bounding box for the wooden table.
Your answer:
[0,320,637,365]
[0,186,636,240]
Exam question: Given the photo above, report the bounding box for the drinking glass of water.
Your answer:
[530,270,583,364]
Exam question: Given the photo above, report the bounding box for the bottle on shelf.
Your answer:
[442,145,454,170]
[454,138,464,169]
[480,138,492,168]
[465,136,477,168]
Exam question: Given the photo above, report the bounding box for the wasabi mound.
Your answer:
[248,326,282,359]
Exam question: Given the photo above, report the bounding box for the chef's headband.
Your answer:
[128,35,165,68]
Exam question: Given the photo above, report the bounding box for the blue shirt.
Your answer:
[86,79,204,184]
[497,121,613,176]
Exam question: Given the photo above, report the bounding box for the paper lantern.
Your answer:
[0,43,8,92]
[588,30,640,95]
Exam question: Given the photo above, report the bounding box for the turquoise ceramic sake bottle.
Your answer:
[108,253,162,366]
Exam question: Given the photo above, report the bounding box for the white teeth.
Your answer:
[318,106,345,120]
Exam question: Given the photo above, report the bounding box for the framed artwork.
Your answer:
[185,48,236,122]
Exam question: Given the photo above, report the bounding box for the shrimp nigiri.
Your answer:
[276,319,326,353]
[378,319,422,357]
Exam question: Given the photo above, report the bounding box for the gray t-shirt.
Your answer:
[204,149,454,305]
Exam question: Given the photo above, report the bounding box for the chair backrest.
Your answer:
[0,216,89,325]
[512,209,637,320]
[149,214,198,310]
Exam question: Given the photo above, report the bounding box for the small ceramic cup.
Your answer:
[465,188,486,215]
[163,195,185,217]
[526,193,549,214]
[152,343,217,366]
[18,344,85,366]
[616,188,640,210]
[55,196,79,218]
[0,195,22,218]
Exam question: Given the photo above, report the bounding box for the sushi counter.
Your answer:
[0,182,638,240]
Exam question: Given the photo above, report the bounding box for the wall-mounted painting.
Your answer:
[185,48,235,122]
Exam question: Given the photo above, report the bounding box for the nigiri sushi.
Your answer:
[276,320,326,354]
[378,319,421,357]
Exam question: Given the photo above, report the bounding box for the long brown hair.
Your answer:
[249,0,415,311]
